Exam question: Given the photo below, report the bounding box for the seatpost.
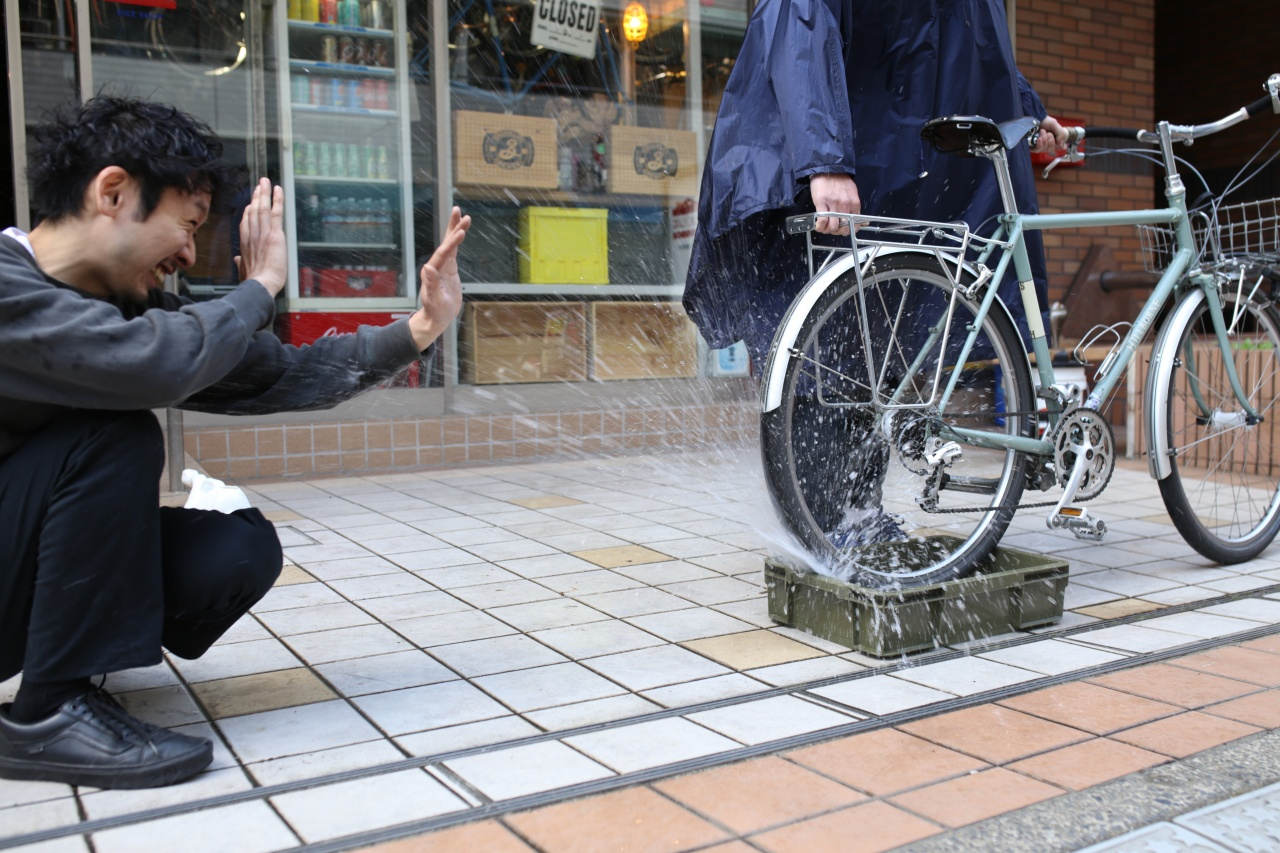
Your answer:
[987,148,1020,215]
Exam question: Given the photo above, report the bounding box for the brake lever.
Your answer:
[1042,146,1085,179]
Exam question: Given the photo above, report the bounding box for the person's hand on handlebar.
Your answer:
[1033,116,1070,154]
[810,173,861,235]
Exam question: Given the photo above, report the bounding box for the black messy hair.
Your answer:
[28,95,230,224]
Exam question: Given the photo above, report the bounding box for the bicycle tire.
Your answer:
[760,253,1035,587]
[1155,289,1280,563]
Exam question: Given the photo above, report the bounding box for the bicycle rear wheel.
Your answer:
[1155,289,1280,562]
[760,254,1035,587]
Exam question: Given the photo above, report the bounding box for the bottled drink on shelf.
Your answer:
[317,142,331,177]
[376,145,390,179]
[301,0,319,22]
[347,143,363,178]
[303,142,318,175]
[319,0,337,24]
[288,0,302,19]
[339,0,360,27]
[332,142,346,178]
[301,194,321,242]
[310,77,327,107]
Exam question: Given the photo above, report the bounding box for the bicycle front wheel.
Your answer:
[760,254,1035,587]
[1155,289,1280,562]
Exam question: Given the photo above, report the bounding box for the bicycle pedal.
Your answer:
[1047,505,1107,541]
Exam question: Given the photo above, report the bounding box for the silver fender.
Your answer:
[1144,287,1206,481]
[760,248,1028,413]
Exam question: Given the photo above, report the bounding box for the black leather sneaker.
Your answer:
[0,688,212,789]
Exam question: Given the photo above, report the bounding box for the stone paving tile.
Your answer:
[682,630,824,670]
[396,716,540,757]
[1170,646,1280,687]
[1202,689,1280,728]
[90,801,296,853]
[997,681,1181,735]
[888,767,1064,828]
[747,656,865,686]
[523,693,663,730]
[787,728,986,796]
[429,634,567,677]
[810,674,955,716]
[749,800,942,853]
[506,786,728,852]
[898,704,1090,764]
[271,770,465,843]
[584,645,731,692]
[656,756,865,835]
[1109,710,1261,757]
[687,695,858,745]
[530,620,665,658]
[473,662,625,711]
[80,767,254,819]
[444,741,614,801]
[564,717,741,773]
[354,819,534,853]
[642,674,770,708]
[1007,737,1169,790]
[190,668,335,719]
[1089,662,1260,708]
[352,680,509,736]
[314,649,456,696]
[247,739,405,786]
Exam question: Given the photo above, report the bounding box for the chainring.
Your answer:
[1050,406,1115,501]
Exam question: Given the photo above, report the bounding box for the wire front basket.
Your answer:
[1138,196,1280,273]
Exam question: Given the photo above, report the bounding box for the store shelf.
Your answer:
[454,185,685,208]
[286,20,393,38]
[291,104,397,119]
[290,59,395,77]
[298,242,399,251]
[293,175,398,186]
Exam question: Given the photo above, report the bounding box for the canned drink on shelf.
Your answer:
[377,146,390,180]
[310,77,328,106]
[293,144,307,175]
[366,0,387,30]
[287,0,302,20]
[354,38,369,67]
[347,143,363,178]
[304,142,319,175]
[291,75,310,104]
[363,144,377,177]
[329,77,344,107]
[319,0,337,24]
[338,36,355,64]
[320,35,337,64]
[345,79,360,109]
[332,143,346,178]
[371,40,389,67]
[317,142,332,177]
[301,0,319,21]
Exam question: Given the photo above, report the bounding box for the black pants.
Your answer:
[0,410,282,683]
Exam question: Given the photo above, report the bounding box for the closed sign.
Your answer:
[531,0,600,60]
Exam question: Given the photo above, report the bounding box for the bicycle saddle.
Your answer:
[921,115,1040,156]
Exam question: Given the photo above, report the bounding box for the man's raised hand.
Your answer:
[409,206,472,351]
[236,178,288,298]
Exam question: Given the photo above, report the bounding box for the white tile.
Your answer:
[978,639,1127,675]
[1141,586,1220,606]
[585,645,730,691]
[328,572,434,600]
[314,650,456,695]
[531,621,665,658]
[285,624,412,664]
[1071,569,1179,597]
[1201,575,1278,593]
[486,599,609,632]
[354,590,472,622]
[433,526,518,547]
[282,542,375,565]
[445,741,613,800]
[524,694,663,730]
[536,570,643,596]
[810,674,955,716]
[687,695,856,745]
[415,564,518,589]
[612,561,719,585]
[534,531,631,551]
[303,555,404,581]
[391,547,490,571]
[712,598,776,628]
[0,798,79,836]
[212,615,272,646]
[248,739,405,786]
[610,523,695,543]
[881,657,1040,696]
[393,610,517,646]
[1200,597,1280,623]
[642,674,769,708]
[0,777,73,810]
[101,662,179,693]
[397,716,540,757]
[496,553,605,579]
[272,769,464,842]
[473,662,625,711]
[352,680,508,735]
[1072,624,1198,653]
[1063,583,1124,609]
[91,801,296,853]
[466,538,558,562]
[338,521,421,543]
[361,534,449,556]
[577,588,693,618]
[746,657,866,687]
[1138,611,1259,639]
[565,717,739,773]
[626,608,756,642]
[169,638,301,683]
[0,835,87,852]
[660,577,762,605]
[256,602,374,636]
[217,699,383,764]
[430,635,567,676]
[80,768,252,819]
[116,685,205,729]
[449,579,560,609]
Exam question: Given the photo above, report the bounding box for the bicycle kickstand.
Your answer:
[1046,451,1107,541]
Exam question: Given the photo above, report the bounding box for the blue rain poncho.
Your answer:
[684,0,1051,365]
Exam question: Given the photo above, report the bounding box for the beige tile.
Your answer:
[1075,598,1164,618]
[752,800,941,853]
[508,495,583,509]
[889,767,1063,828]
[572,545,673,568]
[263,509,303,523]
[682,630,824,671]
[192,667,336,719]
[353,820,532,852]
[1008,738,1168,790]
[506,786,728,852]
[275,565,314,586]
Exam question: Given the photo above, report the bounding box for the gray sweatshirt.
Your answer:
[0,234,422,460]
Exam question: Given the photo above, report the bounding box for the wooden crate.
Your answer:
[462,301,587,385]
[455,110,558,189]
[608,125,699,197]
[591,301,698,380]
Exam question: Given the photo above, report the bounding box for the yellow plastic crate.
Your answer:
[518,207,609,284]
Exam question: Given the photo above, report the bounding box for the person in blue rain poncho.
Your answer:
[684,0,1067,542]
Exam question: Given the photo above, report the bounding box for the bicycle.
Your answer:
[760,74,1280,589]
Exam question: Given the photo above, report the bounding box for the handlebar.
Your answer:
[1041,73,1278,178]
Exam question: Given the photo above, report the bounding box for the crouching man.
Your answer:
[0,95,470,788]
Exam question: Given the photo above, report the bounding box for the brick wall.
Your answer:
[1016,0,1158,296]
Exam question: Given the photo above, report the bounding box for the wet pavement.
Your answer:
[2,450,1279,852]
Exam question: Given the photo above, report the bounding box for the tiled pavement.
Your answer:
[3,450,1280,852]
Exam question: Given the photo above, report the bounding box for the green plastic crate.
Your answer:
[765,538,1068,657]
